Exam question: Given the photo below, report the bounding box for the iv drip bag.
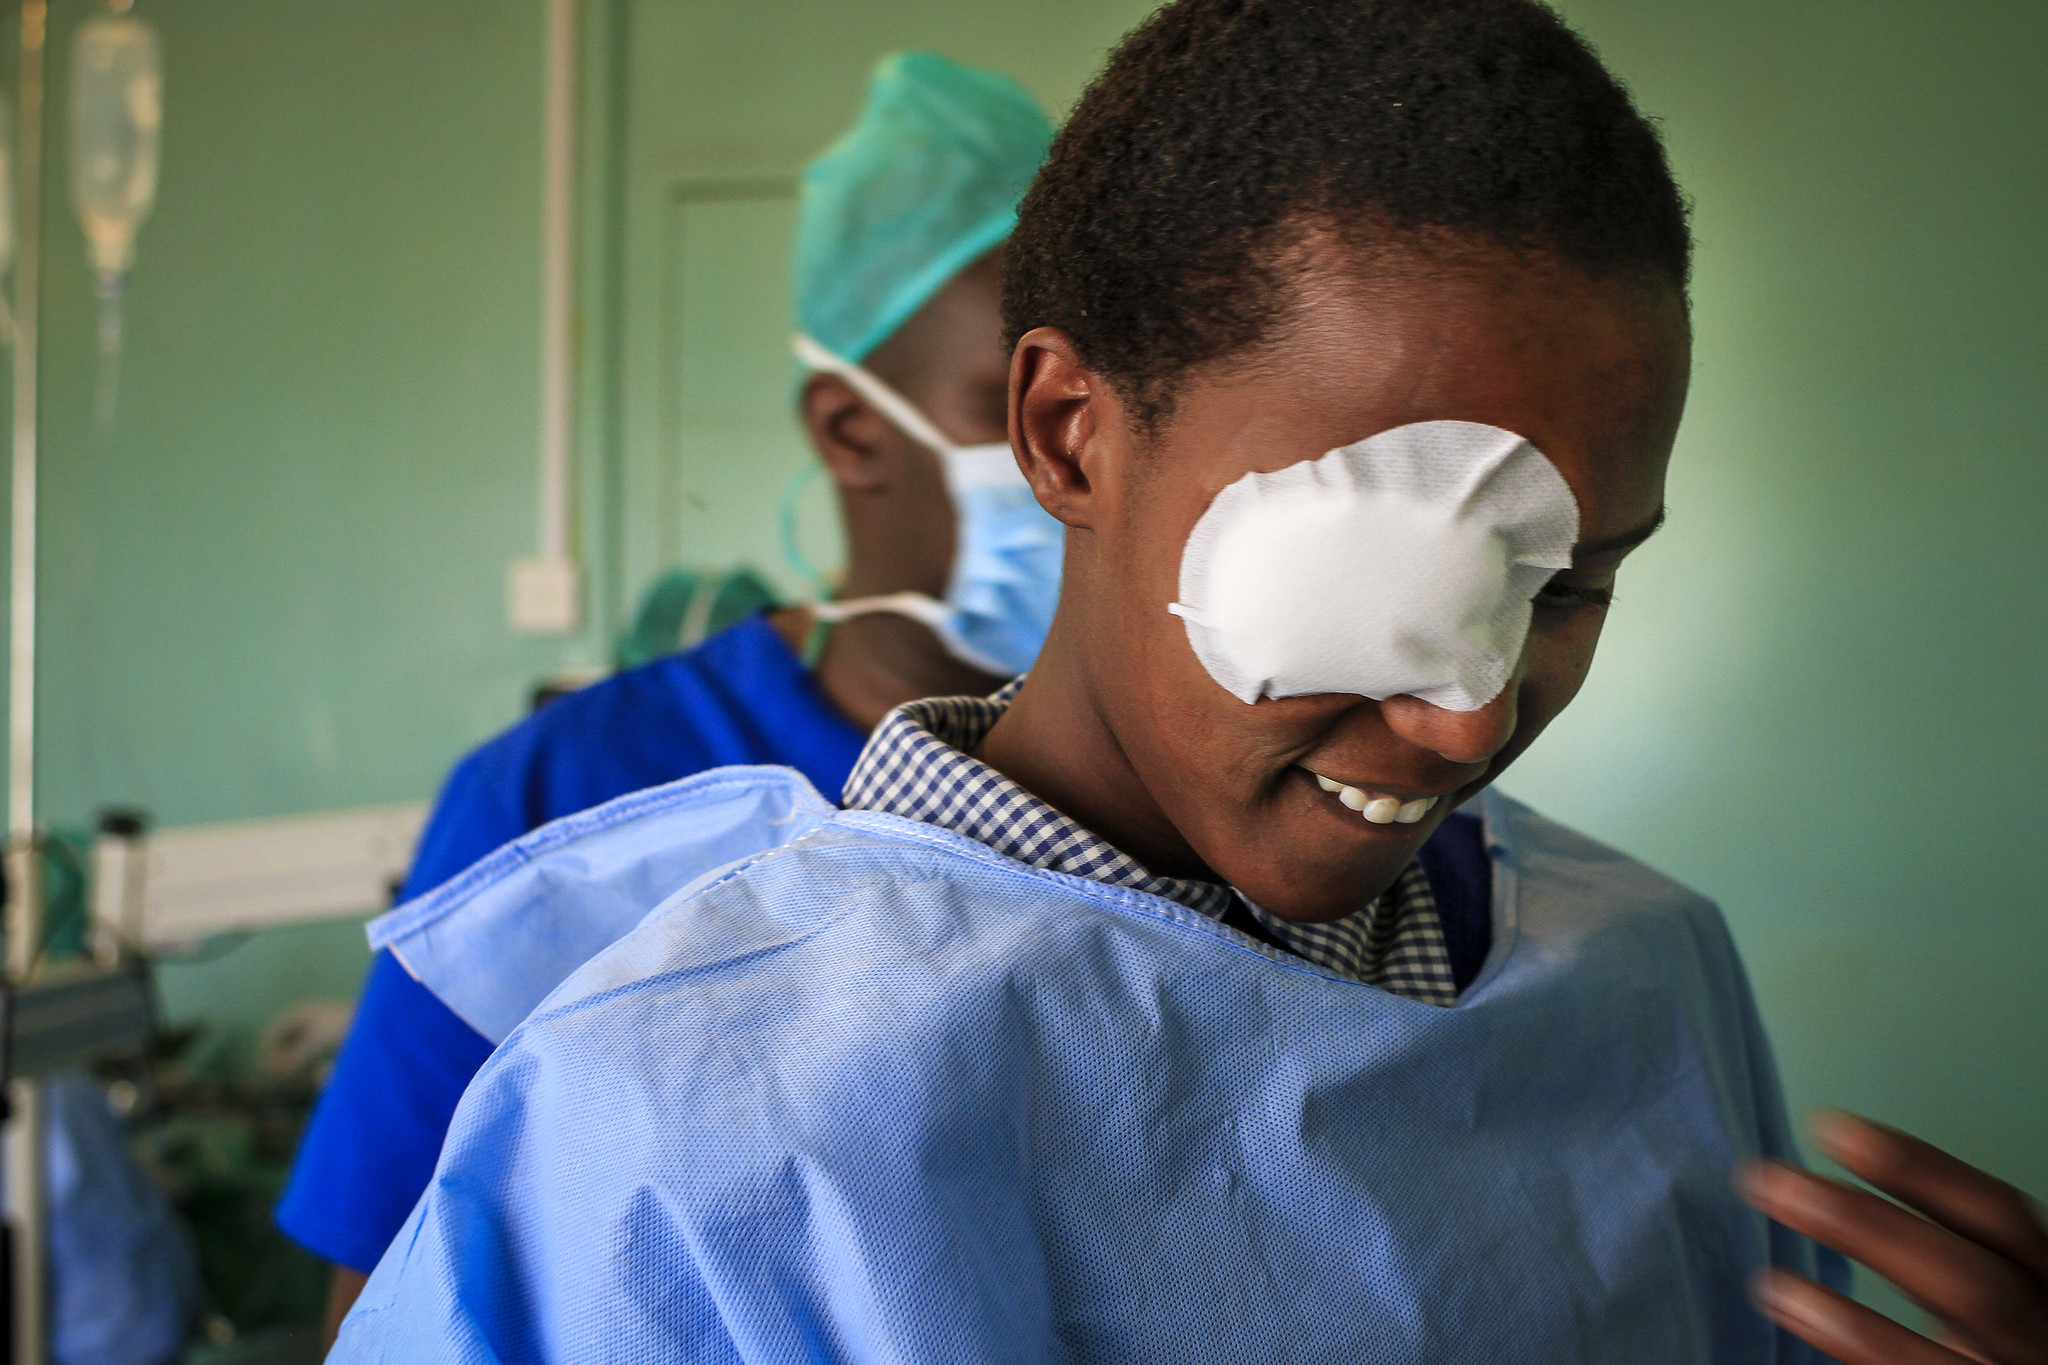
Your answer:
[71,10,161,428]
[70,14,162,283]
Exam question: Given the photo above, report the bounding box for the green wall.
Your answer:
[26,0,582,1051]
[1529,0,2047,1211]
[1520,0,2048,1319]
[13,0,2042,1319]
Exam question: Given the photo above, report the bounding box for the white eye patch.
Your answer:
[1168,420,1580,711]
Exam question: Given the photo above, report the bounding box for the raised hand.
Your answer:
[1740,1111,2048,1364]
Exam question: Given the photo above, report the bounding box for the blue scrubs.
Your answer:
[275,613,866,1273]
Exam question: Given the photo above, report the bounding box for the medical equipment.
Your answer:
[8,2,56,1354]
[795,334,1063,677]
[90,803,426,955]
[1170,421,1580,711]
[68,2,161,429]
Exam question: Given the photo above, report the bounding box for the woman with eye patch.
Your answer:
[327,2,2045,1361]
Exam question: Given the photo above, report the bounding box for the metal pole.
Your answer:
[505,0,581,636]
[538,0,576,568]
[5,0,47,1357]
[8,2,41,846]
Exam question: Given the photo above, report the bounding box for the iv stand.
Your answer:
[4,0,48,1357]
[0,6,159,1356]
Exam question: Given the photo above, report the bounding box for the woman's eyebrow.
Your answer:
[1572,508,1667,563]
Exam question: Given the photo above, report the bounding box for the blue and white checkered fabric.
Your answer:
[842,685,1458,1004]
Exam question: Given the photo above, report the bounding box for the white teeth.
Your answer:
[1308,771,1439,827]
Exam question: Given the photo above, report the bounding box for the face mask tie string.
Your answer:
[790,334,1064,677]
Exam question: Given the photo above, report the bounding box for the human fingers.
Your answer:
[1742,1161,2048,1363]
[1752,1267,1977,1365]
[1813,1112,2048,1285]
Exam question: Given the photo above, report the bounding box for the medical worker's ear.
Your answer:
[1008,326,1123,531]
[800,371,903,493]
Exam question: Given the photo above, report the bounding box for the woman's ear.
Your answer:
[800,372,898,493]
[1009,326,1128,531]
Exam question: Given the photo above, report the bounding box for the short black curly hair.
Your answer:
[1003,0,1690,425]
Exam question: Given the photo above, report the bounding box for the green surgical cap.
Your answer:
[795,52,1052,363]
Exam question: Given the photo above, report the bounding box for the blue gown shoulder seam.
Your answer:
[368,764,833,949]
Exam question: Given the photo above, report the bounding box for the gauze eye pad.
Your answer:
[1168,420,1579,711]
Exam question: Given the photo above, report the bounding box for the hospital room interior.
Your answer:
[3,0,2043,1361]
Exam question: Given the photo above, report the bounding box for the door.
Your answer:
[602,0,1156,631]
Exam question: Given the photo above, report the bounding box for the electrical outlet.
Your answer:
[508,555,582,635]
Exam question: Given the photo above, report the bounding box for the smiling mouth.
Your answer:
[1303,769,1440,825]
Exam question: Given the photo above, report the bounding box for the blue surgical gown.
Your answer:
[336,779,1844,1363]
[275,613,866,1273]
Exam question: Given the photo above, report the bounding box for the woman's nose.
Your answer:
[1378,683,1519,767]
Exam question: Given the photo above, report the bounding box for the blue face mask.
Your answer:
[793,336,1064,677]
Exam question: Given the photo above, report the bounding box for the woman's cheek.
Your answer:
[1525,610,1607,720]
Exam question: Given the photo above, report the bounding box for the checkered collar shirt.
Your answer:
[841,684,1460,1005]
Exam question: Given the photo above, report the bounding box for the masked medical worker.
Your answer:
[332,3,2048,1361]
[274,51,1057,1338]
